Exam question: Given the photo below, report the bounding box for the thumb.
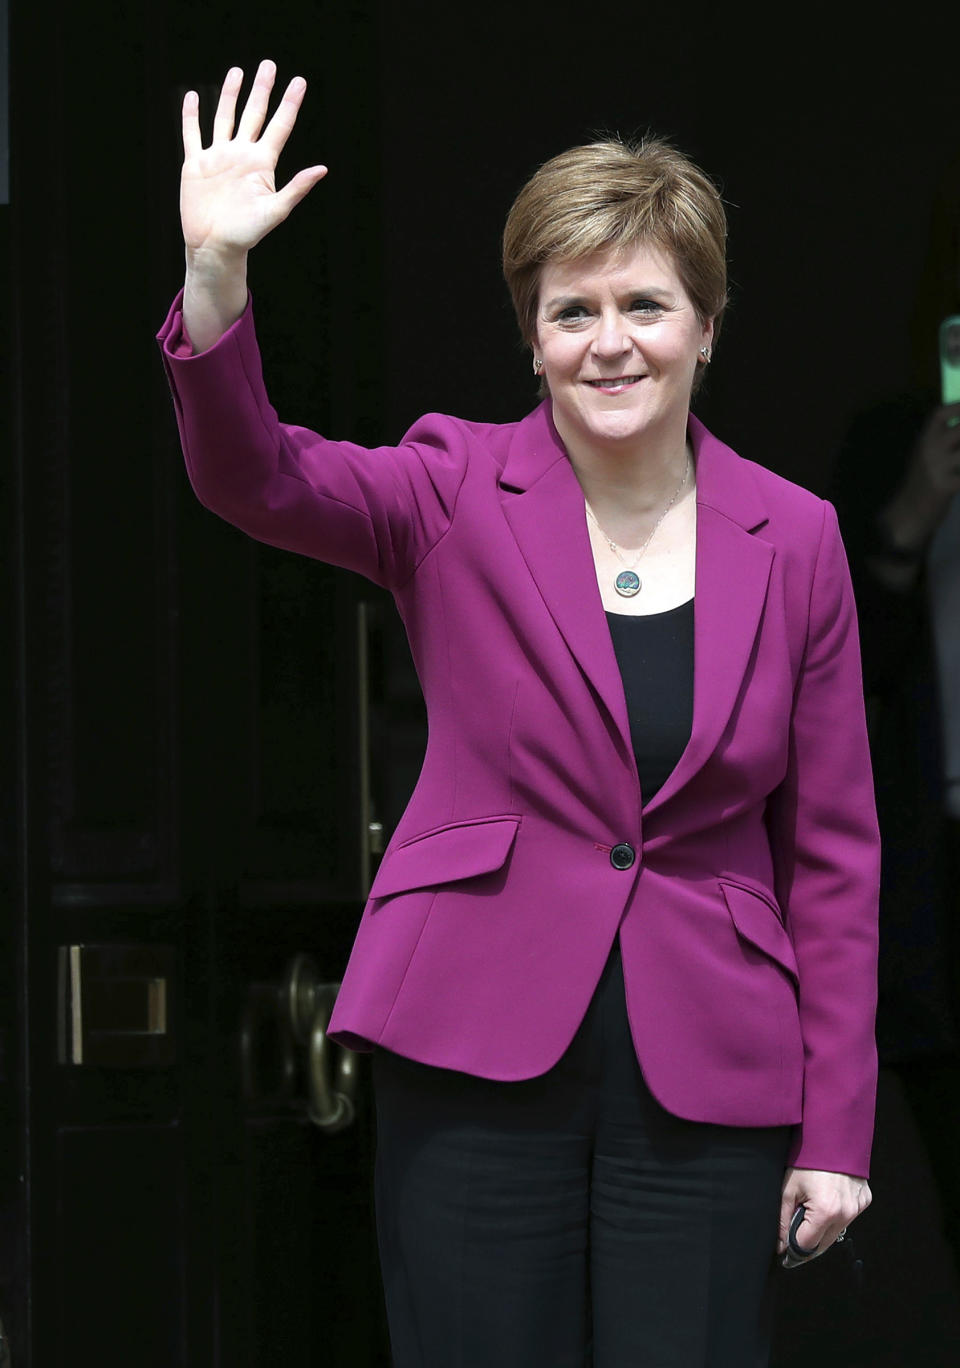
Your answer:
[274,165,328,221]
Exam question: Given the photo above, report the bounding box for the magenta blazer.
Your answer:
[158,292,880,1178]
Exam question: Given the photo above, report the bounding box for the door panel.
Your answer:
[56,1125,186,1368]
[8,1,394,1363]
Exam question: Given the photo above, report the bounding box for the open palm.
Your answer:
[181,60,326,258]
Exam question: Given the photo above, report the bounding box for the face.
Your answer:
[534,242,713,457]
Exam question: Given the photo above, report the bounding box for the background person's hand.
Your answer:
[181,59,326,266]
[777,1167,871,1263]
[909,401,960,505]
[865,402,960,588]
[879,402,960,552]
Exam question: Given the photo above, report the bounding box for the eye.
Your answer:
[628,298,663,315]
[555,304,591,323]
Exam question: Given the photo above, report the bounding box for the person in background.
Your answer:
[833,163,960,1268]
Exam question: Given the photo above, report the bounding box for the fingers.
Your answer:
[182,90,202,160]
[793,1208,838,1255]
[260,75,310,159]
[212,66,244,143]
[922,402,960,447]
[236,58,277,142]
[195,63,310,158]
[918,406,960,487]
[777,1169,870,1264]
[780,1204,834,1262]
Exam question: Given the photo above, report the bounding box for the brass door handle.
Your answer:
[306,984,357,1133]
[282,954,358,1134]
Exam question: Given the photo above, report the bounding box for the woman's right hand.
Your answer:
[180,60,326,351]
[182,59,326,263]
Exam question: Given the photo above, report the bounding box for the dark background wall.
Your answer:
[202,5,960,492]
[6,1,960,1364]
[365,3,960,491]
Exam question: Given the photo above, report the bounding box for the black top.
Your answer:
[605,599,694,804]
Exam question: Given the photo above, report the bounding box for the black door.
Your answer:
[3,3,410,1362]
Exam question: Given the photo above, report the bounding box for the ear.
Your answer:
[701,315,715,350]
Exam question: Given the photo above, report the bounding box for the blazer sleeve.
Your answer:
[767,499,881,1177]
[156,291,469,589]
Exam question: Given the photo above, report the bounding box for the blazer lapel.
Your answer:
[500,403,634,759]
[499,404,775,802]
[644,417,773,814]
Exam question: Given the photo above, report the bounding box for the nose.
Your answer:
[592,308,630,359]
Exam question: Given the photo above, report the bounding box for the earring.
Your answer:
[533,357,543,373]
[699,345,712,363]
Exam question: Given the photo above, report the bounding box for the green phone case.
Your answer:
[939,315,960,405]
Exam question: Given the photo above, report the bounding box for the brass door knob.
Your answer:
[282,954,358,1134]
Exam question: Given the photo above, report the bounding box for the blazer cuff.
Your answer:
[156,287,255,360]
[786,1115,874,1180]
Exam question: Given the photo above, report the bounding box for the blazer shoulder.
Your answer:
[745,458,830,536]
[399,410,522,479]
[748,465,843,596]
[694,419,827,550]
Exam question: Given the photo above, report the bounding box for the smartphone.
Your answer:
[780,1204,817,1270]
[939,315,960,406]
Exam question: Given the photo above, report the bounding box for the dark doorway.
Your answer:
[4,2,404,1363]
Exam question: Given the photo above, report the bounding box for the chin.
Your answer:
[585,415,653,447]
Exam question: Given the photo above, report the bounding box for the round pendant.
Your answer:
[614,570,641,597]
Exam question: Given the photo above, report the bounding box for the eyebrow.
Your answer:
[542,286,675,310]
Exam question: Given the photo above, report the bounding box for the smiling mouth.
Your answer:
[584,376,643,392]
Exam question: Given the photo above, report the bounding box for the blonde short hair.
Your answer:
[502,136,728,372]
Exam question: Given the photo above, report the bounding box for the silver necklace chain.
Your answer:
[584,457,691,598]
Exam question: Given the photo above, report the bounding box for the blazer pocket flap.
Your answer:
[368,816,521,900]
[721,881,799,980]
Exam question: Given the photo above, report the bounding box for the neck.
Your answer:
[552,407,693,519]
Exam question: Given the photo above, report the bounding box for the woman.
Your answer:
[161,60,879,1366]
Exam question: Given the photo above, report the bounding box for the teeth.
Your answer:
[587,377,640,388]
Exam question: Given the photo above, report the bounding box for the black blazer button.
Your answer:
[610,842,636,871]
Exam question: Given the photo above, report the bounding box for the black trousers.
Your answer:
[373,939,791,1367]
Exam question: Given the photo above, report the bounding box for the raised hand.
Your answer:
[181,59,327,262]
[178,60,326,352]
